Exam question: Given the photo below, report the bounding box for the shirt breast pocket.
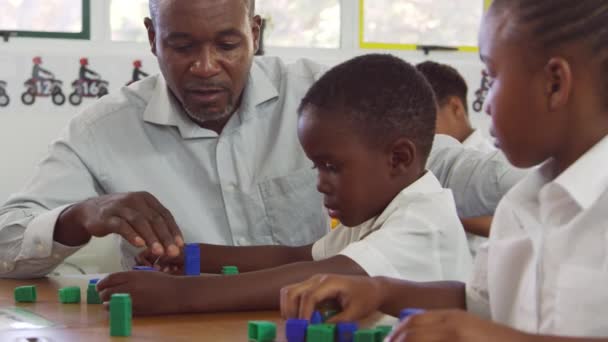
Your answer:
[258,168,328,246]
[554,265,608,337]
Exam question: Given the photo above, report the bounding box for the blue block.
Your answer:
[286,318,308,342]
[399,308,425,321]
[337,322,358,342]
[132,266,156,271]
[310,311,323,324]
[184,243,201,276]
[89,278,100,284]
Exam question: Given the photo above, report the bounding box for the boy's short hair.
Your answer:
[416,61,469,114]
[298,54,437,163]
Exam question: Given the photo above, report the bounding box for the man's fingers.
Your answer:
[117,207,163,255]
[143,193,184,249]
[104,216,143,247]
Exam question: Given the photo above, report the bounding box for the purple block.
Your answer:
[310,310,323,324]
[399,308,425,321]
[89,278,100,284]
[285,318,308,342]
[337,322,358,342]
[132,266,156,271]
[184,243,201,276]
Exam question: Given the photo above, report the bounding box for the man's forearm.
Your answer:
[374,277,467,316]
[180,255,365,312]
[198,243,313,273]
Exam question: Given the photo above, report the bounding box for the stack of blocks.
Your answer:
[110,293,132,337]
[248,320,276,342]
[87,279,102,304]
[222,265,239,275]
[14,285,37,303]
[58,286,81,304]
[184,243,201,276]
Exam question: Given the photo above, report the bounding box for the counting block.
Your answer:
[221,265,239,275]
[286,318,308,342]
[375,325,392,341]
[110,293,132,337]
[132,266,156,271]
[58,286,81,304]
[184,243,201,276]
[310,311,323,324]
[306,324,335,342]
[248,320,276,342]
[353,329,376,342]
[399,308,425,321]
[87,282,102,304]
[14,285,37,303]
[336,322,358,342]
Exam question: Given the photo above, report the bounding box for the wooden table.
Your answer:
[0,276,286,341]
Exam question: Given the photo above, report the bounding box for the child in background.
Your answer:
[416,60,495,154]
[281,1,608,341]
[97,54,472,316]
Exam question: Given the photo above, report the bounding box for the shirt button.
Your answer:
[53,253,62,259]
[235,237,248,246]
[36,243,45,253]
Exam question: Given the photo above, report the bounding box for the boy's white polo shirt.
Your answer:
[466,135,608,337]
[312,171,473,282]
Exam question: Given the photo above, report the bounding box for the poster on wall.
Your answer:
[22,56,66,106]
[0,80,9,107]
[68,58,109,106]
[127,60,149,85]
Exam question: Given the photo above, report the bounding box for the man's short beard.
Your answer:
[183,96,235,126]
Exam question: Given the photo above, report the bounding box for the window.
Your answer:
[257,0,340,48]
[361,0,483,50]
[0,0,89,39]
[111,0,149,42]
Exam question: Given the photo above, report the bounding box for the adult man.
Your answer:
[0,0,522,279]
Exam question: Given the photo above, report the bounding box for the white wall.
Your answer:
[0,5,490,273]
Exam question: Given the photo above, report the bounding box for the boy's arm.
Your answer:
[98,254,366,315]
[198,243,314,273]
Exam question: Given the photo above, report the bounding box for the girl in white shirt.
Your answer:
[280,1,608,341]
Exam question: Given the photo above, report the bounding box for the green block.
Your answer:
[354,329,377,342]
[58,286,81,304]
[14,285,37,303]
[247,320,276,342]
[306,323,336,342]
[86,284,102,304]
[375,326,393,341]
[222,266,239,275]
[110,293,132,337]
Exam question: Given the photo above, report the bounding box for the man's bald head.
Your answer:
[149,0,255,23]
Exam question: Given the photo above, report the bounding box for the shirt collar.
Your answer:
[142,61,279,139]
[550,134,608,210]
[354,171,443,230]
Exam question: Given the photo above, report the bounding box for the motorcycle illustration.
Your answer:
[69,78,109,106]
[472,70,490,113]
[0,81,9,107]
[21,78,66,106]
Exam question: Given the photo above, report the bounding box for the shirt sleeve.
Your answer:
[427,134,527,217]
[0,117,102,279]
[338,202,453,281]
[466,240,492,319]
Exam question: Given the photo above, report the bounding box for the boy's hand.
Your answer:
[135,248,184,274]
[97,271,185,315]
[387,310,530,342]
[280,274,384,322]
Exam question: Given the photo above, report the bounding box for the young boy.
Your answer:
[97,54,472,316]
[416,60,495,154]
[281,1,608,340]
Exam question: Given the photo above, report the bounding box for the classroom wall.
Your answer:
[0,37,490,274]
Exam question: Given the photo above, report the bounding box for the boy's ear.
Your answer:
[388,138,417,176]
[447,96,467,119]
[544,57,572,110]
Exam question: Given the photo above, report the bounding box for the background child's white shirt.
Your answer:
[461,129,496,259]
[312,171,473,282]
[462,129,496,155]
[466,135,608,337]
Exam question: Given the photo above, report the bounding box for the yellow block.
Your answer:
[330,218,340,229]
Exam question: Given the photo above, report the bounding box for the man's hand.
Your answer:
[135,248,184,274]
[387,310,530,342]
[280,274,385,322]
[55,192,183,257]
[97,271,185,315]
